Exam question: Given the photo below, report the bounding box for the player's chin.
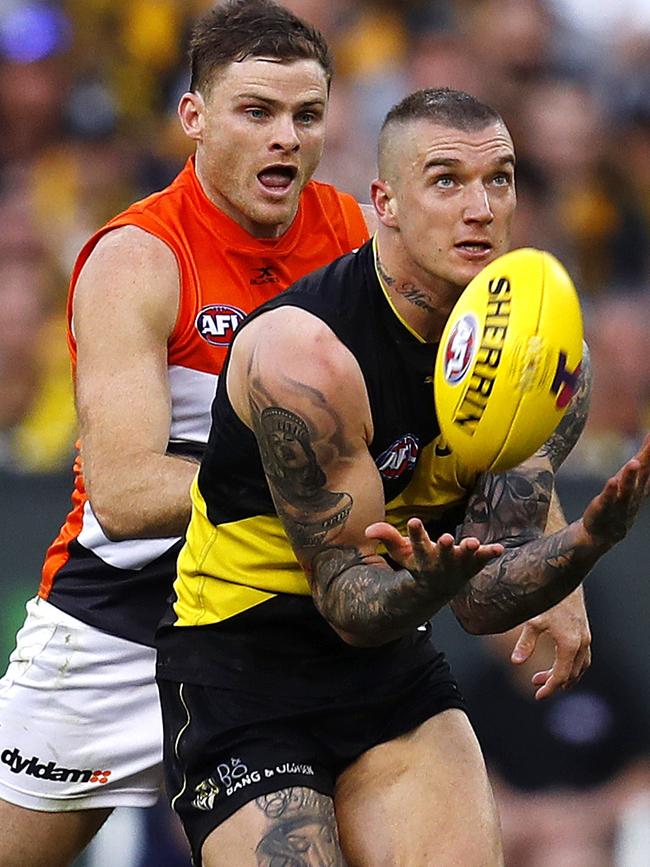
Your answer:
[455,250,503,284]
[252,195,300,229]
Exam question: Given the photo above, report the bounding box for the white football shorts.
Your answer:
[0,597,163,811]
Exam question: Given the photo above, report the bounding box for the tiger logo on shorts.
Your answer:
[192,776,220,811]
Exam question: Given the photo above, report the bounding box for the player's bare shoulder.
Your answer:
[73,225,180,339]
[228,306,371,442]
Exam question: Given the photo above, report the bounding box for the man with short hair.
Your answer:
[156,87,649,865]
[0,3,372,865]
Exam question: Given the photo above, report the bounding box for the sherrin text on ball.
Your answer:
[434,248,583,473]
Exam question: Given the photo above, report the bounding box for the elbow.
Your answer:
[92,510,131,542]
[449,601,494,636]
[90,497,135,541]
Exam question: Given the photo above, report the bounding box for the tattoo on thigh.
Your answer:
[255,787,344,866]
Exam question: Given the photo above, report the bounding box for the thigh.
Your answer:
[0,598,163,811]
[159,679,339,864]
[0,799,111,867]
[335,709,503,867]
[202,786,345,867]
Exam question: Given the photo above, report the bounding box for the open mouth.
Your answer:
[257,165,298,192]
[455,241,493,256]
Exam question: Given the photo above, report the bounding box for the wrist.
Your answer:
[573,518,614,558]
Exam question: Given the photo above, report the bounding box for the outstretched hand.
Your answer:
[511,585,591,701]
[511,435,649,700]
[365,518,504,600]
[581,433,650,547]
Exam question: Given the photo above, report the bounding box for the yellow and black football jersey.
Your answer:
[157,239,479,693]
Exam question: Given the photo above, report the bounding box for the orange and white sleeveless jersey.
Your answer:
[38,158,369,645]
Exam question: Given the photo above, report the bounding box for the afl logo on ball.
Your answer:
[443,314,478,384]
[195,304,245,347]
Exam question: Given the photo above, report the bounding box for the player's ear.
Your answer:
[371,179,399,228]
[178,91,205,141]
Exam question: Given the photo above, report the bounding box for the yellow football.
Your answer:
[433,248,584,473]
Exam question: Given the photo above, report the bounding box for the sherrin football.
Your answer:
[433,248,583,474]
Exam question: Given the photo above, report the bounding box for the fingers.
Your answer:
[431,530,503,570]
[365,521,406,545]
[365,521,413,565]
[583,443,649,540]
[407,517,440,548]
[614,435,650,501]
[511,623,539,664]
[366,518,504,579]
[532,669,558,701]
[635,431,650,466]
[531,638,592,701]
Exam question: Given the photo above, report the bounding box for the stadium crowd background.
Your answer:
[0,1,648,865]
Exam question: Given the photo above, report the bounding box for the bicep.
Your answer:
[460,455,555,547]
[460,342,592,546]
[230,311,384,573]
[538,340,592,471]
[546,488,567,534]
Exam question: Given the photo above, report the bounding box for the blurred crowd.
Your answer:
[0,0,649,475]
[1,4,649,865]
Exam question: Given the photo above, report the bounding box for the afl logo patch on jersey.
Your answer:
[376,434,419,480]
[443,314,478,384]
[195,304,246,347]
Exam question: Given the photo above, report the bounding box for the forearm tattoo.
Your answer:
[255,787,345,866]
[450,349,596,632]
[454,456,599,631]
[310,545,437,644]
[538,341,592,471]
[452,523,598,633]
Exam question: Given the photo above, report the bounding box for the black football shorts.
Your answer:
[158,653,465,865]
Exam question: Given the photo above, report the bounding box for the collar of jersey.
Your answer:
[372,235,426,344]
[185,157,305,254]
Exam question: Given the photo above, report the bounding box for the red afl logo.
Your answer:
[195,304,246,347]
[443,314,478,384]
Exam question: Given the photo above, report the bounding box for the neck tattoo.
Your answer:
[376,255,436,314]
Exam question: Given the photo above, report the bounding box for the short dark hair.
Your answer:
[381,87,504,135]
[378,88,506,175]
[189,0,333,94]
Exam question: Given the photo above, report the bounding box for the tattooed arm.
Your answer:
[451,350,650,634]
[226,307,503,646]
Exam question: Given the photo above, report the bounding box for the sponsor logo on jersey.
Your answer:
[195,304,245,347]
[250,266,280,286]
[376,434,419,479]
[1,747,111,784]
[444,313,478,384]
[550,352,582,409]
